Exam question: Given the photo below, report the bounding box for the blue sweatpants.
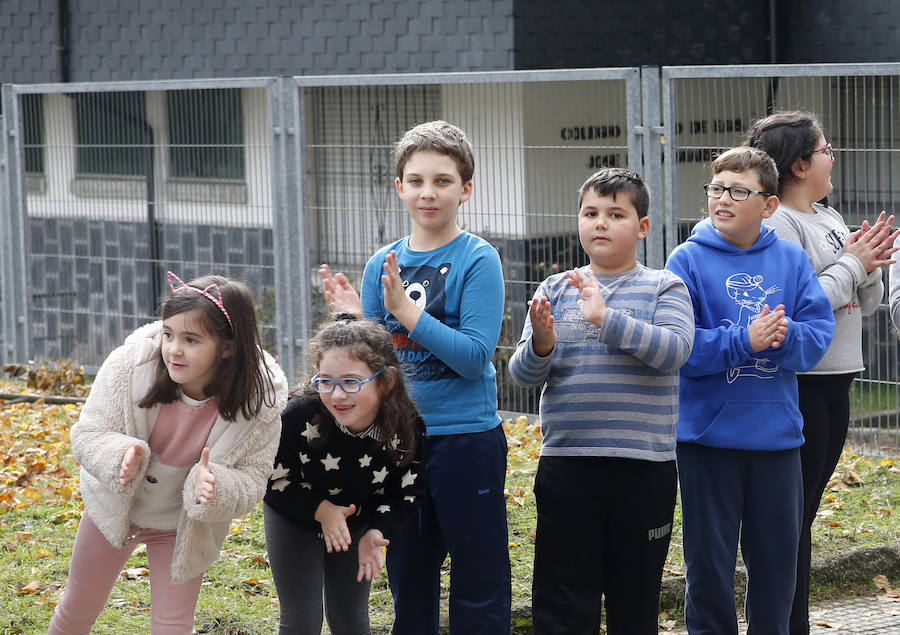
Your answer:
[677,442,802,635]
[386,424,512,634]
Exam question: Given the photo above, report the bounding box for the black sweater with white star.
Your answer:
[263,395,427,539]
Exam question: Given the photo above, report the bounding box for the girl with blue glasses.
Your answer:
[263,315,427,634]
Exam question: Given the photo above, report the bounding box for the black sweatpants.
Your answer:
[531,455,677,635]
[790,373,855,635]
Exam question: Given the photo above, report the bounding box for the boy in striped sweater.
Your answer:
[509,168,694,634]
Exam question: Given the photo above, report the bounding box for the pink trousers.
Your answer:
[47,514,203,634]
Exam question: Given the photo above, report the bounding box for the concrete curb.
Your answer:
[510,544,900,629]
[376,545,900,633]
[658,543,900,611]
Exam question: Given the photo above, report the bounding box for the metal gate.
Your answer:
[4,64,900,452]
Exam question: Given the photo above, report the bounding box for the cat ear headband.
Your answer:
[166,271,233,331]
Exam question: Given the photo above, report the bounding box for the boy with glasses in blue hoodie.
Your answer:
[665,147,834,634]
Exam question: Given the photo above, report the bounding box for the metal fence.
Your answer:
[3,64,900,453]
[661,64,900,454]
[290,68,644,414]
[0,77,294,370]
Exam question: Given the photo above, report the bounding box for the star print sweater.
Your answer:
[665,219,834,451]
[263,395,427,539]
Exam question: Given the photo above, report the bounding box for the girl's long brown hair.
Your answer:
[294,316,422,466]
[139,275,276,421]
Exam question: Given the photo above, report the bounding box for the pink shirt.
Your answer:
[148,395,219,466]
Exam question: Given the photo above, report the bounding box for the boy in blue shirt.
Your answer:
[508,168,695,633]
[665,147,834,634]
[321,120,510,634]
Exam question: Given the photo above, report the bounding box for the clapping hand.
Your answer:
[567,268,608,326]
[357,528,390,581]
[748,304,788,353]
[193,447,216,504]
[315,500,356,553]
[119,443,146,486]
[320,264,363,317]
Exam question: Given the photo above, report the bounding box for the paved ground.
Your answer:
[808,595,900,634]
[660,594,900,634]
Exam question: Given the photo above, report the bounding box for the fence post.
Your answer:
[637,66,665,269]
[660,67,680,262]
[0,86,31,366]
[271,78,312,382]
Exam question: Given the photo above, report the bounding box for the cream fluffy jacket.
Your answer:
[71,321,288,584]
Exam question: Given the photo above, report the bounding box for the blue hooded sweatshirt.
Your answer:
[665,219,835,451]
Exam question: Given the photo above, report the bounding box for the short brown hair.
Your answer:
[577,168,650,218]
[394,120,475,183]
[711,147,779,195]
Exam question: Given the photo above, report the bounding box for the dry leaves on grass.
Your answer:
[503,415,541,510]
[827,465,864,491]
[3,359,89,397]
[0,399,82,512]
[121,567,150,580]
[874,574,900,599]
[503,415,542,462]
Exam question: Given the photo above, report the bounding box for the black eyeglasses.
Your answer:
[704,183,774,202]
[311,370,382,394]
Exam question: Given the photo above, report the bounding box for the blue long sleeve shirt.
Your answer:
[361,232,504,436]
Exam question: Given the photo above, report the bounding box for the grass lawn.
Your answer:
[3,391,900,633]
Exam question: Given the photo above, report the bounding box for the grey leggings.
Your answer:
[263,502,372,635]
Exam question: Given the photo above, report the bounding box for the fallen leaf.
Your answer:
[17,579,42,594]
[842,467,863,487]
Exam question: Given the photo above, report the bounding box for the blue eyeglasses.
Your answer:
[311,370,382,394]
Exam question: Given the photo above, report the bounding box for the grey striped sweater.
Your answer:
[508,264,694,462]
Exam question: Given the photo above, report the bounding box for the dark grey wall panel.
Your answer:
[2,0,514,83]
[777,0,900,63]
[513,0,772,69]
[0,0,59,84]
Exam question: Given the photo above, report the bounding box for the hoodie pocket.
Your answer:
[693,400,803,450]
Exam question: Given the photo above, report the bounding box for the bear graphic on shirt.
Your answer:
[386,262,456,381]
